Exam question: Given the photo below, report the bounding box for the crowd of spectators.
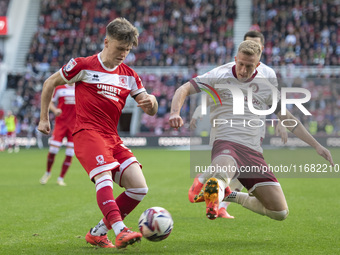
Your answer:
[138,72,194,136]
[13,0,237,137]
[26,0,236,72]
[0,0,10,16]
[251,0,340,67]
[266,73,340,136]
[5,0,340,138]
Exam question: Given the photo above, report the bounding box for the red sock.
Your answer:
[96,186,122,225]
[103,217,112,230]
[60,155,72,178]
[115,192,141,220]
[47,153,56,172]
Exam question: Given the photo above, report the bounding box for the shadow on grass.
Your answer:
[77,239,279,255]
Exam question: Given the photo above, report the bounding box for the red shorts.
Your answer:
[7,131,15,137]
[50,123,74,147]
[73,129,141,185]
[211,140,279,193]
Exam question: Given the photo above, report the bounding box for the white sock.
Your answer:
[224,191,266,216]
[213,169,231,203]
[224,191,288,220]
[57,177,63,181]
[91,219,109,236]
[112,221,127,236]
[198,175,205,184]
[217,179,227,203]
[219,201,230,210]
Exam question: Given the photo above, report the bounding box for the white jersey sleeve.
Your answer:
[257,62,278,88]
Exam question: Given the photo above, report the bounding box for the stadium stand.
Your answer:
[251,0,340,67]
[0,0,10,60]
[3,0,340,139]
[13,0,237,136]
[0,0,10,16]
[27,0,236,69]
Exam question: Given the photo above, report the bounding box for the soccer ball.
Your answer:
[138,206,173,242]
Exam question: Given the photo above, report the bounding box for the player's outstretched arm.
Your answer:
[135,92,158,116]
[277,110,334,166]
[38,72,66,135]
[169,82,197,129]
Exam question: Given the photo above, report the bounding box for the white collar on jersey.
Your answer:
[97,52,119,72]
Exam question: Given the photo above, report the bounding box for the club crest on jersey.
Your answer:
[65,58,77,72]
[118,76,127,87]
[96,155,106,165]
[249,83,259,93]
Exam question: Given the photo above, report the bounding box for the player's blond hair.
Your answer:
[106,18,139,47]
[237,40,262,57]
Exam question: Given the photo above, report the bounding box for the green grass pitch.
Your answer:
[1,147,339,254]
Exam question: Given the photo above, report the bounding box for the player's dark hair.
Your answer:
[106,18,139,47]
[243,31,265,46]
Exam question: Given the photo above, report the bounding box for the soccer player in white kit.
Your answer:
[189,31,288,219]
[169,40,333,221]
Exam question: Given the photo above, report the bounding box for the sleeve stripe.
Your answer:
[190,79,201,93]
[131,88,146,97]
[59,69,69,83]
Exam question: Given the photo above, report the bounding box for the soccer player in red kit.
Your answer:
[38,18,158,249]
[40,83,75,186]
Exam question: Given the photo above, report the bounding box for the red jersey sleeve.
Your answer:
[59,57,85,83]
[130,72,146,97]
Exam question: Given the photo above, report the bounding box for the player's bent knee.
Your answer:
[125,187,149,201]
[266,209,289,221]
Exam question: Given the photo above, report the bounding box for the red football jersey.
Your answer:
[52,84,76,128]
[59,53,145,135]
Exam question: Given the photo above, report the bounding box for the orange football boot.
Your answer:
[115,227,142,249]
[85,229,115,248]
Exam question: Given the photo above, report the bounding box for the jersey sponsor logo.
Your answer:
[96,155,106,165]
[65,58,77,72]
[64,96,75,105]
[244,95,261,107]
[97,84,121,102]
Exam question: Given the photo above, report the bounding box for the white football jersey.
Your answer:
[256,62,278,88]
[191,62,280,153]
[256,62,279,138]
